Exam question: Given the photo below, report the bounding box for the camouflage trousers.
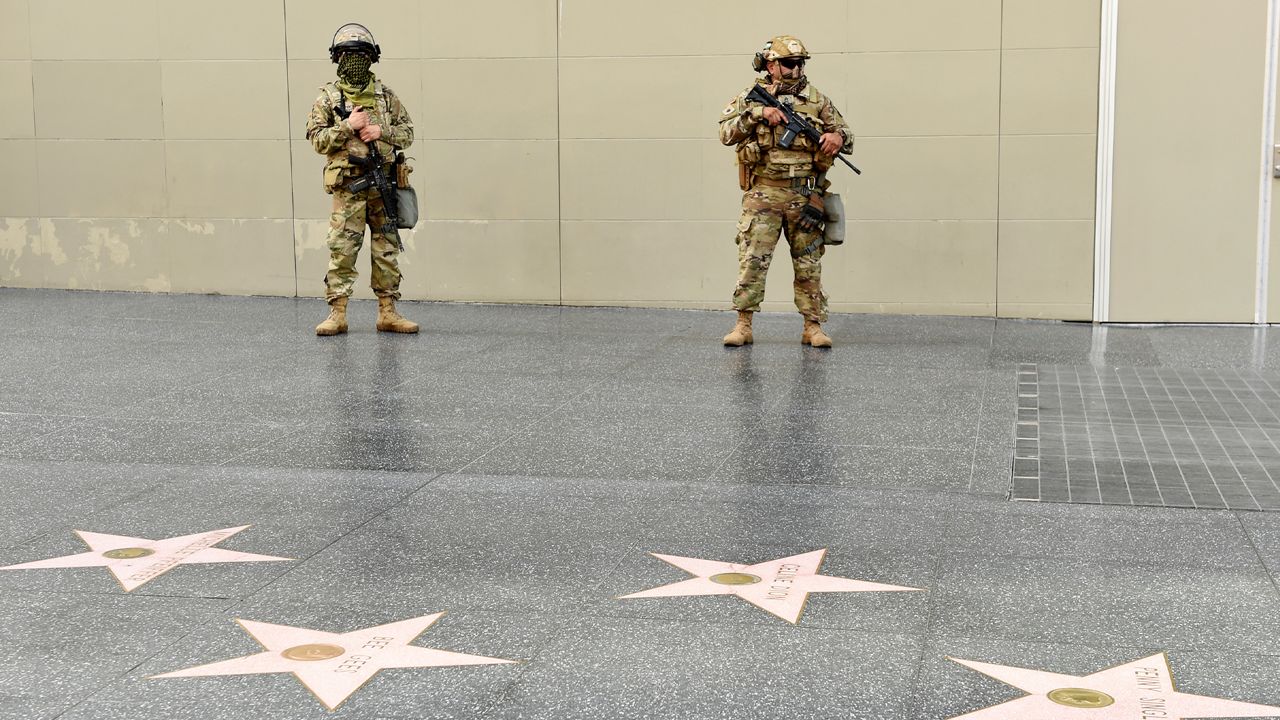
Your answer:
[731,185,828,322]
[323,185,402,303]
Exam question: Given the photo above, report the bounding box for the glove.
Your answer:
[797,194,825,232]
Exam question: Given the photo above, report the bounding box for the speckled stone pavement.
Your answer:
[1,289,1278,720]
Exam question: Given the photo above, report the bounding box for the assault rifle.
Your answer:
[332,103,402,242]
[746,84,861,175]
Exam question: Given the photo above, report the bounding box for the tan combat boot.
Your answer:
[802,320,833,348]
[723,311,754,346]
[376,296,419,333]
[315,297,348,336]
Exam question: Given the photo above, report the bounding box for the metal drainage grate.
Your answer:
[1011,364,1280,511]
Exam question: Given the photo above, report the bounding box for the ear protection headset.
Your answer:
[751,40,771,72]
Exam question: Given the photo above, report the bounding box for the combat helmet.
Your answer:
[329,23,380,63]
[752,35,810,71]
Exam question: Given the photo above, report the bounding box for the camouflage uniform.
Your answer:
[306,80,414,303]
[719,75,853,323]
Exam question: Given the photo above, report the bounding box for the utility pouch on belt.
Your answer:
[823,192,845,246]
[393,153,419,229]
[736,143,762,191]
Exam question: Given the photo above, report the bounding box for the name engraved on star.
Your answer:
[334,637,396,674]
[124,530,233,583]
[767,563,801,600]
[1134,666,1169,718]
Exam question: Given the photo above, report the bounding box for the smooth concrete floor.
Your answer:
[0,288,1278,719]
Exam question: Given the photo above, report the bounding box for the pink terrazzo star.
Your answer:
[0,525,289,591]
[948,652,1280,719]
[618,549,922,624]
[152,613,518,711]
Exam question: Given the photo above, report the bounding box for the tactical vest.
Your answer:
[320,80,397,189]
[751,88,826,180]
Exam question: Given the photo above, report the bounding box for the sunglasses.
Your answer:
[778,57,806,69]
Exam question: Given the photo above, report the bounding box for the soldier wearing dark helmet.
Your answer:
[306,23,418,336]
[718,36,854,348]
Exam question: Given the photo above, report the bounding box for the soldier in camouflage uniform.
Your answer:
[307,23,418,336]
[718,36,854,348]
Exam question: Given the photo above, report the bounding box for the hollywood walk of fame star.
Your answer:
[618,548,922,624]
[152,613,518,711]
[948,652,1280,719]
[0,525,289,591]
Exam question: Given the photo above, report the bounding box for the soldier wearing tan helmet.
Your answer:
[718,35,854,348]
[306,23,418,336]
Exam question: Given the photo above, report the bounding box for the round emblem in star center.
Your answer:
[1047,688,1116,708]
[102,548,155,560]
[281,643,346,662]
[709,572,762,585]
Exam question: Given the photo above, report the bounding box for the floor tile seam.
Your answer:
[964,365,999,493]
[929,547,1275,576]
[46,597,243,720]
[473,624,571,720]
[901,551,952,718]
[924,630,1280,660]
[1233,511,1280,599]
[215,425,310,468]
[208,472,447,602]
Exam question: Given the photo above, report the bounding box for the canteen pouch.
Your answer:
[396,186,418,229]
[823,192,845,246]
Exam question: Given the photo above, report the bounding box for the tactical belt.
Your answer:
[753,175,816,189]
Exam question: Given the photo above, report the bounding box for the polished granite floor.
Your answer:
[1,288,1279,719]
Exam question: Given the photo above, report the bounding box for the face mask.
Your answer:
[337,53,373,86]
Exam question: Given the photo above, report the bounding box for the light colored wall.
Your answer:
[1109,0,1267,323]
[0,0,1100,319]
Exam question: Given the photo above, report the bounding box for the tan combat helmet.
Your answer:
[329,22,381,63]
[753,35,810,71]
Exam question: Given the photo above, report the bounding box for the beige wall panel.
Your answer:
[162,62,289,140]
[843,51,999,137]
[416,220,560,302]
[996,220,1093,319]
[560,220,738,307]
[998,134,1096,220]
[287,60,424,143]
[1003,0,1101,49]
[38,141,166,218]
[284,0,423,61]
[1271,60,1280,322]
[159,0,285,60]
[849,0,1002,52]
[0,218,42,288]
[561,139,742,221]
[34,62,163,139]
[294,219,424,300]
[824,220,996,314]
[420,59,556,139]
[847,137,999,220]
[0,0,30,60]
[423,0,556,58]
[0,140,38,217]
[0,140,38,216]
[560,56,780,139]
[38,218,171,292]
[30,0,159,60]
[1001,49,1098,135]
[558,0,848,58]
[165,141,293,219]
[0,62,33,138]
[421,140,558,220]
[291,139,330,220]
[1110,0,1264,322]
[166,219,296,296]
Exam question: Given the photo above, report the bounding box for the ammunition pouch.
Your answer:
[736,142,762,191]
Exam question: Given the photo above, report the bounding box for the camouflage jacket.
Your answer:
[718,78,853,180]
[306,79,415,192]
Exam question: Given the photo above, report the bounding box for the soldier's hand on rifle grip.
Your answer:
[359,124,382,142]
[762,107,786,127]
[347,106,369,131]
[819,132,843,156]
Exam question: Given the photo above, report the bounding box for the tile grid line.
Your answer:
[1077,365,1104,504]
[1114,367,1165,506]
[1219,367,1280,500]
[1135,368,1199,508]
[1167,369,1236,509]
[1099,366,1136,504]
